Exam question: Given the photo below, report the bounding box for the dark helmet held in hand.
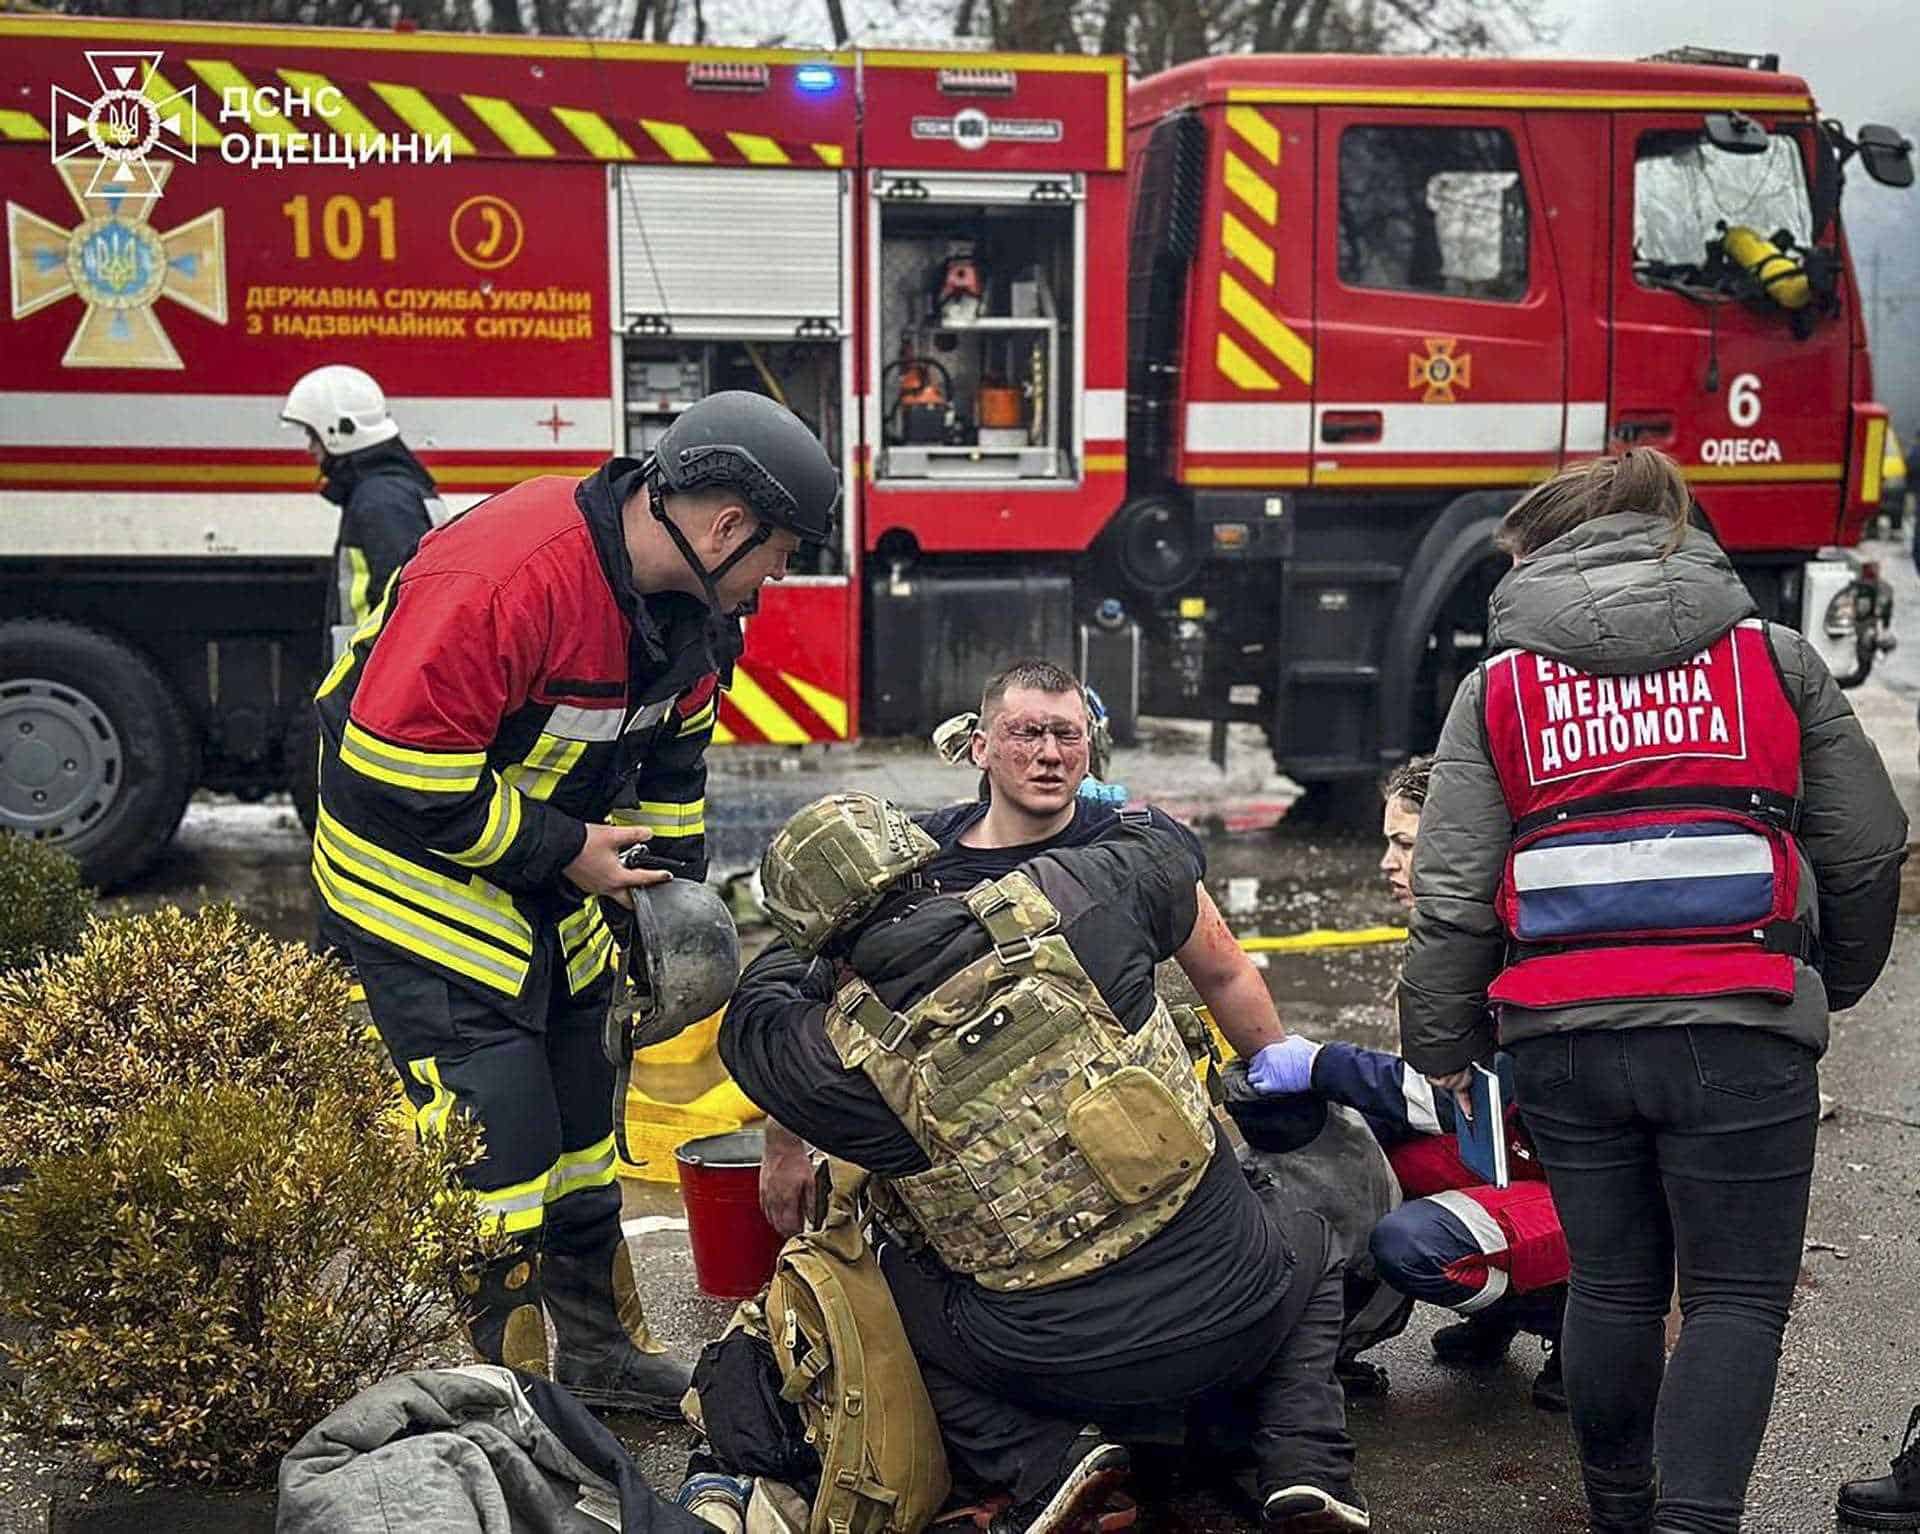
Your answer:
[603,879,742,1064]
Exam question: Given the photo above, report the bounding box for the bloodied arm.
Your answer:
[1174,885,1287,1056]
[1398,667,1507,1077]
[759,1118,815,1237]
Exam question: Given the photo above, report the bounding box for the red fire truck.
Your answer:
[0,19,1909,885]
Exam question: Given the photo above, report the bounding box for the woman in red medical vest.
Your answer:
[1396,448,1906,1534]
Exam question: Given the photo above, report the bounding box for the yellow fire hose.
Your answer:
[1238,925,1407,953]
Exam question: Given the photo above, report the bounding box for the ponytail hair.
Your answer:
[1494,448,1692,562]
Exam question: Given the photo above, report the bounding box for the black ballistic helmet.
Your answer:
[647,391,839,546]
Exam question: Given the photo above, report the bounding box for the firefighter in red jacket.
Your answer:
[1399,448,1906,1534]
[312,391,839,1414]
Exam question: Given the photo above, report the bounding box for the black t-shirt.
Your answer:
[914,798,1208,891]
[722,802,1287,1366]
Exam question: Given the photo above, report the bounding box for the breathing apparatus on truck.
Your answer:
[1717,225,1812,311]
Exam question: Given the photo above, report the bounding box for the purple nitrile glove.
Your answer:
[1248,1035,1323,1095]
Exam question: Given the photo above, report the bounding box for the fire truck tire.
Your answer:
[1107,496,1202,593]
[0,618,199,891]
[1284,777,1380,831]
[283,703,319,839]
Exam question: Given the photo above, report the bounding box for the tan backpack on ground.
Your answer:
[765,1159,950,1534]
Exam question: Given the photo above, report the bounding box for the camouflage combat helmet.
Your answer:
[760,792,939,954]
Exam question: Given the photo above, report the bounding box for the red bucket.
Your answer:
[677,1127,785,1300]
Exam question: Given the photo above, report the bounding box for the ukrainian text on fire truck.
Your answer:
[1521,650,1742,779]
[217,85,452,170]
[243,285,595,341]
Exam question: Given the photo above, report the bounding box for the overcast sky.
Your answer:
[1539,0,1920,439]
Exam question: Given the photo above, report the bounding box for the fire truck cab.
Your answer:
[1119,51,1910,805]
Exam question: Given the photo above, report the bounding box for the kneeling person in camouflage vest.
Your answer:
[722,793,1368,1534]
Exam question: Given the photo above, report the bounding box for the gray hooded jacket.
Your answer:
[1398,512,1908,1076]
[277,1366,709,1534]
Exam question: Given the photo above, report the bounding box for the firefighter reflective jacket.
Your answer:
[823,870,1217,1292]
[320,437,450,664]
[312,459,731,1020]
[1480,618,1806,1010]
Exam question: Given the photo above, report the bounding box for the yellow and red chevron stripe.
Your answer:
[1214,105,1312,393]
[0,59,847,168]
[712,665,848,746]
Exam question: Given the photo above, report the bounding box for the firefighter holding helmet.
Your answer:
[310,390,838,1413]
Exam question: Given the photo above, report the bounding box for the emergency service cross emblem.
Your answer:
[7,160,226,369]
[49,51,200,200]
[1408,337,1473,404]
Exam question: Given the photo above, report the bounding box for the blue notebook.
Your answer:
[1455,1052,1517,1188]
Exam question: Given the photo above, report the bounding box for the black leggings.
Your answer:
[1510,1026,1819,1534]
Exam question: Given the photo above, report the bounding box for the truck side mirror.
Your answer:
[1856,124,1914,189]
[1704,111,1769,155]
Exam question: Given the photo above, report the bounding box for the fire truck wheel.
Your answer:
[283,703,319,839]
[1284,777,1381,832]
[0,618,200,892]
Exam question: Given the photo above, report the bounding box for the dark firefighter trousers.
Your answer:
[349,928,624,1334]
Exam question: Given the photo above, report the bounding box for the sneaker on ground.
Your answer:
[1262,1483,1371,1533]
[986,1435,1133,1534]
[676,1473,753,1534]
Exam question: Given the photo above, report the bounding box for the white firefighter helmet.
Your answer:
[281,365,400,455]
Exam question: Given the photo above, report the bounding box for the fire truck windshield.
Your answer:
[1633,130,1814,276]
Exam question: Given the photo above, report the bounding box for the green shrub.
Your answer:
[0,834,93,974]
[0,1081,497,1487]
[0,903,382,1166]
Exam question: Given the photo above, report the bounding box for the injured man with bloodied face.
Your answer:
[690,790,1371,1534]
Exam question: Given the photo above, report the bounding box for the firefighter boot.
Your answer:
[467,1244,550,1377]
[1837,1404,1920,1529]
[544,1233,690,1418]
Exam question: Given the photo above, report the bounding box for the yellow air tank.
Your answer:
[1723,224,1812,310]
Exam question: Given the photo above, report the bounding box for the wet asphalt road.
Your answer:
[12,664,1920,1530]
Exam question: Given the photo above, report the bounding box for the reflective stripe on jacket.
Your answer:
[313,462,725,1019]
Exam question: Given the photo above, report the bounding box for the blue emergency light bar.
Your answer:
[795,65,839,92]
